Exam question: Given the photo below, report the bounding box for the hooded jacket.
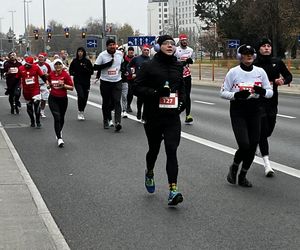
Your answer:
[69,47,94,84]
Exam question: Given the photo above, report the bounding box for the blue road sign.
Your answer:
[127,36,156,46]
[87,39,97,48]
[227,39,240,49]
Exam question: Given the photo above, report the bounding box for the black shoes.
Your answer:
[227,164,252,187]
[227,164,238,184]
[238,176,252,187]
[103,120,109,129]
[115,123,122,132]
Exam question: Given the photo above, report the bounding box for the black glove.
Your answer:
[186,58,193,64]
[234,90,250,100]
[158,86,171,97]
[177,101,185,114]
[253,85,266,96]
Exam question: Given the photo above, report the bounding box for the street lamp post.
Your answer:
[102,0,106,51]
[42,0,47,52]
[0,17,3,55]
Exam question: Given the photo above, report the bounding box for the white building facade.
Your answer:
[147,0,203,40]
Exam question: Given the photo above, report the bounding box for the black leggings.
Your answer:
[144,116,181,184]
[231,113,261,171]
[126,80,134,109]
[48,95,68,139]
[184,76,192,116]
[74,81,90,112]
[259,114,276,156]
[26,100,41,124]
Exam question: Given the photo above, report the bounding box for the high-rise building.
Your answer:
[147,0,203,42]
[147,0,169,36]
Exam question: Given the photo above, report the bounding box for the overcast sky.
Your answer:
[0,0,148,36]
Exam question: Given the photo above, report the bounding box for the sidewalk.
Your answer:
[0,123,70,250]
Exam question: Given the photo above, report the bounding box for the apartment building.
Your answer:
[147,0,203,42]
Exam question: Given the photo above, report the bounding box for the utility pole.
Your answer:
[0,17,3,55]
[42,0,46,52]
[102,0,106,51]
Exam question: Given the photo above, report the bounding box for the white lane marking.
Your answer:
[194,100,215,105]
[0,122,70,250]
[69,94,300,179]
[181,132,300,179]
[277,114,296,119]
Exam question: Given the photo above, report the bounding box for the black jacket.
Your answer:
[69,47,94,85]
[133,51,185,121]
[254,55,292,108]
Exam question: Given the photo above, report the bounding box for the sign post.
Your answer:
[227,39,240,49]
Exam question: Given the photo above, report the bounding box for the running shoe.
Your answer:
[185,115,193,124]
[122,111,128,118]
[264,165,275,177]
[40,110,46,118]
[145,170,155,193]
[238,176,252,187]
[108,120,114,127]
[227,164,238,184]
[57,138,64,148]
[36,123,42,129]
[77,112,85,121]
[168,190,183,206]
[115,122,122,132]
[103,120,109,129]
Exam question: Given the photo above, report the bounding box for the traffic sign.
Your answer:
[87,39,97,48]
[127,36,156,46]
[227,39,240,49]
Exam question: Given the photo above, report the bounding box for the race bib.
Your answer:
[108,68,117,76]
[25,77,35,85]
[51,80,63,89]
[9,67,18,74]
[159,93,178,108]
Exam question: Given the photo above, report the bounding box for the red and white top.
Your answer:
[17,64,44,100]
[174,46,194,77]
[48,70,73,97]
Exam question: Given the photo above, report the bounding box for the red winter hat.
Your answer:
[25,56,34,65]
[142,44,151,49]
[179,34,188,40]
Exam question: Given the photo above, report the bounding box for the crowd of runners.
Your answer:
[1,34,292,206]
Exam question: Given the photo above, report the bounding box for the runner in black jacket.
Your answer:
[69,47,94,120]
[133,35,186,206]
[254,38,292,177]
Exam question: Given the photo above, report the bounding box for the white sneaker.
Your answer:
[264,165,274,177]
[77,112,85,121]
[122,111,128,118]
[57,138,64,148]
[40,110,46,118]
[108,120,114,127]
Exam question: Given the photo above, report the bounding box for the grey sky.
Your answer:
[0,0,148,36]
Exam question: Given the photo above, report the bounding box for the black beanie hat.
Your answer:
[128,46,134,51]
[258,38,272,48]
[157,35,174,46]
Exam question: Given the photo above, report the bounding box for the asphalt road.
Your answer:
[1,79,300,250]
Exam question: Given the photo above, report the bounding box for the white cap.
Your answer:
[53,58,63,65]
